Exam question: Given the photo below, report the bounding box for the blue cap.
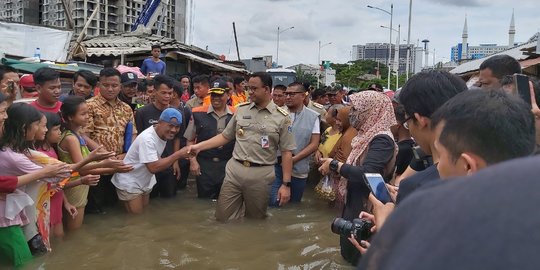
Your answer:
[159,108,182,126]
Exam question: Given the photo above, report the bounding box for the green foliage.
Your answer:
[294,66,318,86]
[331,60,409,90]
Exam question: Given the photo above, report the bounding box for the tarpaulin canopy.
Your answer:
[0,21,72,62]
[2,58,81,74]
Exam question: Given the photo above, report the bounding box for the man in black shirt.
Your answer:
[396,70,467,203]
[135,75,185,198]
[358,155,540,270]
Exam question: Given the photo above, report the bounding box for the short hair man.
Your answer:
[0,66,19,104]
[396,70,467,203]
[327,85,346,105]
[184,79,236,199]
[189,72,296,221]
[231,76,248,106]
[86,67,138,211]
[432,90,535,179]
[135,75,187,198]
[118,71,139,111]
[140,44,166,76]
[112,108,190,214]
[30,67,62,113]
[311,88,329,107]
[60,70,98,101]
[186,74,211,109]
[269,82,320,206]
[478,54,521,90]
[272,84,287,107]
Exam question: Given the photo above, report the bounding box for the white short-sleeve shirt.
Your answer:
[112,126,166,193]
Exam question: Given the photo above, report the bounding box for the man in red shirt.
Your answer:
[30,67,62,113]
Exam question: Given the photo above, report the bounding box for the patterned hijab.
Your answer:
[346,91,398,166]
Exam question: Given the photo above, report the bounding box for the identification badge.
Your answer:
[261,135,270,149]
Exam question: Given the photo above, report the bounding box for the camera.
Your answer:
[331,217,373,241]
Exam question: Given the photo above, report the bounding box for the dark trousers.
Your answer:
[340,235,361,266]
[86,174,117,212]
[177,159,189,190]
[196,157,227,199]
[150,167,177,198]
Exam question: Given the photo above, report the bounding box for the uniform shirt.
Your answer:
[185,95,211,109]
[140,58,166,75]
[184,105,235,141]
[222,101,296,165]
[308,100,327,121]
[231,91,249,106]
[85,94,137,154]
[111,126,166,193]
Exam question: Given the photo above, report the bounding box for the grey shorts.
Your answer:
[116,188,152,202]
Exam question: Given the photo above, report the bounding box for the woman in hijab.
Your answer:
[319,91,397,265]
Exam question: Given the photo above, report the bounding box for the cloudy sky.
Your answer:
[189,0,539,68]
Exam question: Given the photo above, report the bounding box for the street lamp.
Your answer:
[276,26,294,67]
[405,0,413,80]
[368,3,393,90]
[317,41,332,88]
[381,24,401,89]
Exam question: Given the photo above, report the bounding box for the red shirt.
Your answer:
[30,100,62,113]
[0,176,18,193]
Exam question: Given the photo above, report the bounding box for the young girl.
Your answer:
[0,103,72,264]
[33,112,78,239]
[58,96,132,230]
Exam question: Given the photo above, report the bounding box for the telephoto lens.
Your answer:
[331,217,373,241]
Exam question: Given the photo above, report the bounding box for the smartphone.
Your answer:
[514,74,531,107]
[364,173,394,204]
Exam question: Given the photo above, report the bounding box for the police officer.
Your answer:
[189,72,296,222]
[184,79,236,199]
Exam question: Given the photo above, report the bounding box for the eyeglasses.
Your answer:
[402,116,413,130]
[284,92,304,97]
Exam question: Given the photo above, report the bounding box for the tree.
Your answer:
[331,60,389,90]
[294,67,318,86]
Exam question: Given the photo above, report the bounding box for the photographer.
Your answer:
[319,91,397,265]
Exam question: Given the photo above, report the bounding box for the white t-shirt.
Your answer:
[112,127,167,193]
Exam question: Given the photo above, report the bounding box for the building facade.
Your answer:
[352,43,421,75]
[450,43,510,62]
[1,0,186,40]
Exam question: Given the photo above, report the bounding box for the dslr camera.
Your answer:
[331,217,373,241]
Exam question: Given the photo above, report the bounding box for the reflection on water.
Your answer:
[21,183,354,270]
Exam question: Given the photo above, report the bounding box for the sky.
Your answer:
[189,0,539,68]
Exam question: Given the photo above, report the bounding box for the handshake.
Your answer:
[177,144,202,159]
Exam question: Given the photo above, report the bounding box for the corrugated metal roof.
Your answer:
[171,51,248,74]
[81,33,217,59]
[450,39,538,75]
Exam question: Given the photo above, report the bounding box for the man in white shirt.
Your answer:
[112,108,190,214]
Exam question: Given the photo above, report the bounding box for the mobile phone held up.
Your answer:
[514,74,531,107]
[364,173,393,204]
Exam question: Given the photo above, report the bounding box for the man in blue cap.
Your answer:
[112,108,191,214]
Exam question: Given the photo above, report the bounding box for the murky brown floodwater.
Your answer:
[19,181,355,270]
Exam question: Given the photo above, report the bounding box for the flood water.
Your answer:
[20,181,355,270]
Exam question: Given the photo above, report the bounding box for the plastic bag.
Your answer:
[315,175,336,201]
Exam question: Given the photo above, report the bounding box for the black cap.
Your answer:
[209,79,229,95]
[121,72,138,85]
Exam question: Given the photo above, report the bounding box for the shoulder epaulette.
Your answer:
[313,102,324,109]
[237,102,251,107]
[277,106,289,116]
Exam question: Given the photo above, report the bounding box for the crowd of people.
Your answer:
[0,48,539,269]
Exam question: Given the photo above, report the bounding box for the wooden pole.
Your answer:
[233,22,241,61]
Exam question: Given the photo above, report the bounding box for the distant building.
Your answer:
[351,43,422,75]
[451,11,517,62]
[1,0,187,40]
[0,0,40,24]
[286,63,319,76]
[241,56,273,73]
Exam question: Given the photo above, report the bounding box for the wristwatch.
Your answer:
[330,159,339,172]
[282,181,291,187]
